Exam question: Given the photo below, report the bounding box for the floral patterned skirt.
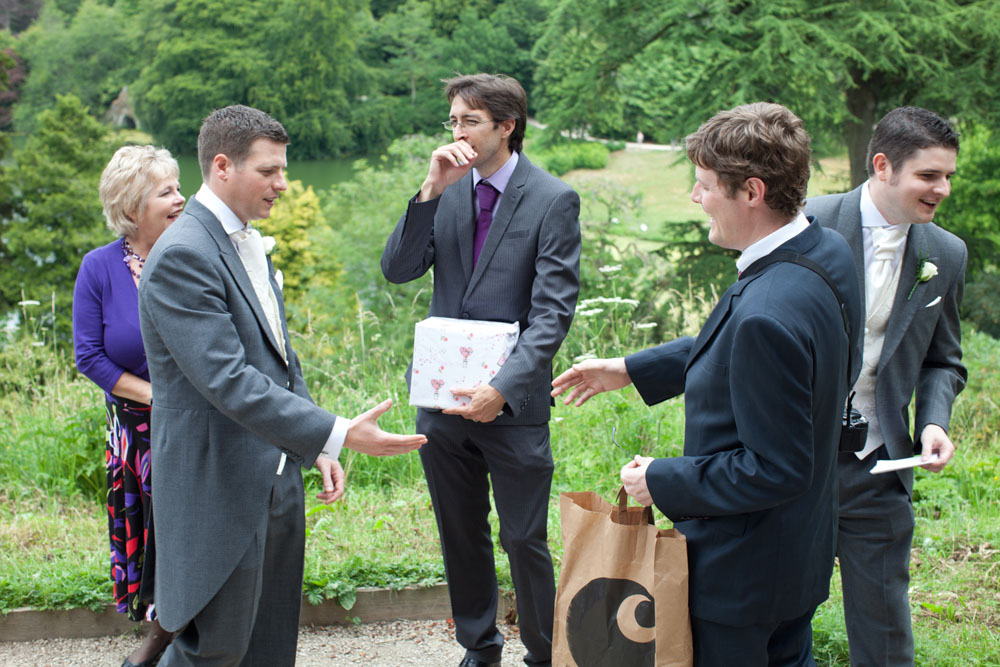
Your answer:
[105,395,156,622]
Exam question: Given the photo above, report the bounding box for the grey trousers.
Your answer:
[159,466,306,667]
[837,448,915,667]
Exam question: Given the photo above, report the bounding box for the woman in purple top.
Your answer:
[73,145,184,667]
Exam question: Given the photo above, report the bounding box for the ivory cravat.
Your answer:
[866,225,907,314]
[473,180,499,266]
[231,227,287,364]
[854,224,907,459]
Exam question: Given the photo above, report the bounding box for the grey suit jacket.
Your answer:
[138,197,335,630]
[805,186,967,494]
[381,153,581,425]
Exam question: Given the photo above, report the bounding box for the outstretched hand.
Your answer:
[551,357,632,407]
[344,399,426,456]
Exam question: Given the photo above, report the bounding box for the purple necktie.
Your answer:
[473,180,499,266]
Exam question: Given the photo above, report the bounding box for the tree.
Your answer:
[12,1,136,135]
[533,0,1000,186]
[0,94,117,333]
[935,123,1000,280]
[131,0,377,158]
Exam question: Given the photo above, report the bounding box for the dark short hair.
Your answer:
[197,105,289,180]
[866,106,959,177]
[685,102,811,220]
[443,73,527,154]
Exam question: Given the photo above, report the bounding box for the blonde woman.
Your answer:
[72,145,184,667]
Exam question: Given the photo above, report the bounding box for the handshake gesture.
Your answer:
[315,399,426,504]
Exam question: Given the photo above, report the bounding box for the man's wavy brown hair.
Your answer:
[686,102,811,220]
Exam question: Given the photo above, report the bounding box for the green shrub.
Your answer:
[961,272,1000,339]
[535,140,610,176]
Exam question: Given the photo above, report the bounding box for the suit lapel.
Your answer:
[464,155,529,299]
[188,198,286,361]
[685,280,745,372]
[686,221,823,372]
[879,223,929,371]
[454,172,475,284]
[835,187,867,302]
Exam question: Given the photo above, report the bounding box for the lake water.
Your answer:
[175,154,359,197]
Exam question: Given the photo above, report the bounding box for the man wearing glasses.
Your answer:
[382,73,581,667]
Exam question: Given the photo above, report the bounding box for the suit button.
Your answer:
[461,312,470,319]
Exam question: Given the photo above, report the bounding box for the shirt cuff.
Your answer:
[321,416,348,461]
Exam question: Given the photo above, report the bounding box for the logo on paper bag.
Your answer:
[567,577,655,666]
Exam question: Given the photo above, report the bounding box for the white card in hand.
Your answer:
[870,454,939,474]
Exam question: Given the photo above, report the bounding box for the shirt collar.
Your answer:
[736,212,811,273]
[473,151,518,194]
[196,183,246,235]
[861,180,911,235]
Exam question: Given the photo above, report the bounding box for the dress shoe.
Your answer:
[458,658,501,667]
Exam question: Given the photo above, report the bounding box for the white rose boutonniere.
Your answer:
[907,258,937,300]
[261,235,277,255]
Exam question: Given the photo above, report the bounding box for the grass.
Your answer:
[2,139,997,663]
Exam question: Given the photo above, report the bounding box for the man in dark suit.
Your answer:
[139,105,424,666]
[804,107,967,666]
[553,103,862,665]
[381,74,581,667]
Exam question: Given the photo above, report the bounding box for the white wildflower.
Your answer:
[635,322,657,330]
[598,264,622,274]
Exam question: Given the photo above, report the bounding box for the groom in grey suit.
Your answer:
[382,74,580,667]
[805,107,967,666]
[140,105,424,666]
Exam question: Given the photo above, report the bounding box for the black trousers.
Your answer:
[691,606,817,667]
[417,410,555,666]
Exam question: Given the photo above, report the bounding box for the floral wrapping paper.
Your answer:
[409,317,519,409]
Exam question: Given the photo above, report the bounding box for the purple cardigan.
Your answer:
[73,239,149,398]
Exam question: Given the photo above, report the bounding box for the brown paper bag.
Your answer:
[552,489,692,667]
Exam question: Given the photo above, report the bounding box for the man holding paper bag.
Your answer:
[553,103,862,665]
[381,73,581,667]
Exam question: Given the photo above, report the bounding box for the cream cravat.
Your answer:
[866,226,907,314]
[231,227,287,364]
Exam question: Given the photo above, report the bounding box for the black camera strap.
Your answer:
[740,250,854,394]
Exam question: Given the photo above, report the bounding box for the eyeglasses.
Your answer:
[611,426,638,458]
[441,118,491,131]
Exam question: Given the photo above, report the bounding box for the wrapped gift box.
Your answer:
[409,317,519,409]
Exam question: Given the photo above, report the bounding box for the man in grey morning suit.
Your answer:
[381,74,581,667]
[553,103,862,666]
[139,105,424,666]
[805,107,967,666]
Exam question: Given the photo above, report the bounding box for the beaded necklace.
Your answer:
[121,238,145,280]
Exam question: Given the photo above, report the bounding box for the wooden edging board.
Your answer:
[0,584,516,643]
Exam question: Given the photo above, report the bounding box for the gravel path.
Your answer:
[0,620,528,666]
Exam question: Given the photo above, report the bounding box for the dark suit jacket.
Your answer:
[381,153,581,424]
[138,197,335,630]
[625,220,862,627]
[805,186,967,495]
